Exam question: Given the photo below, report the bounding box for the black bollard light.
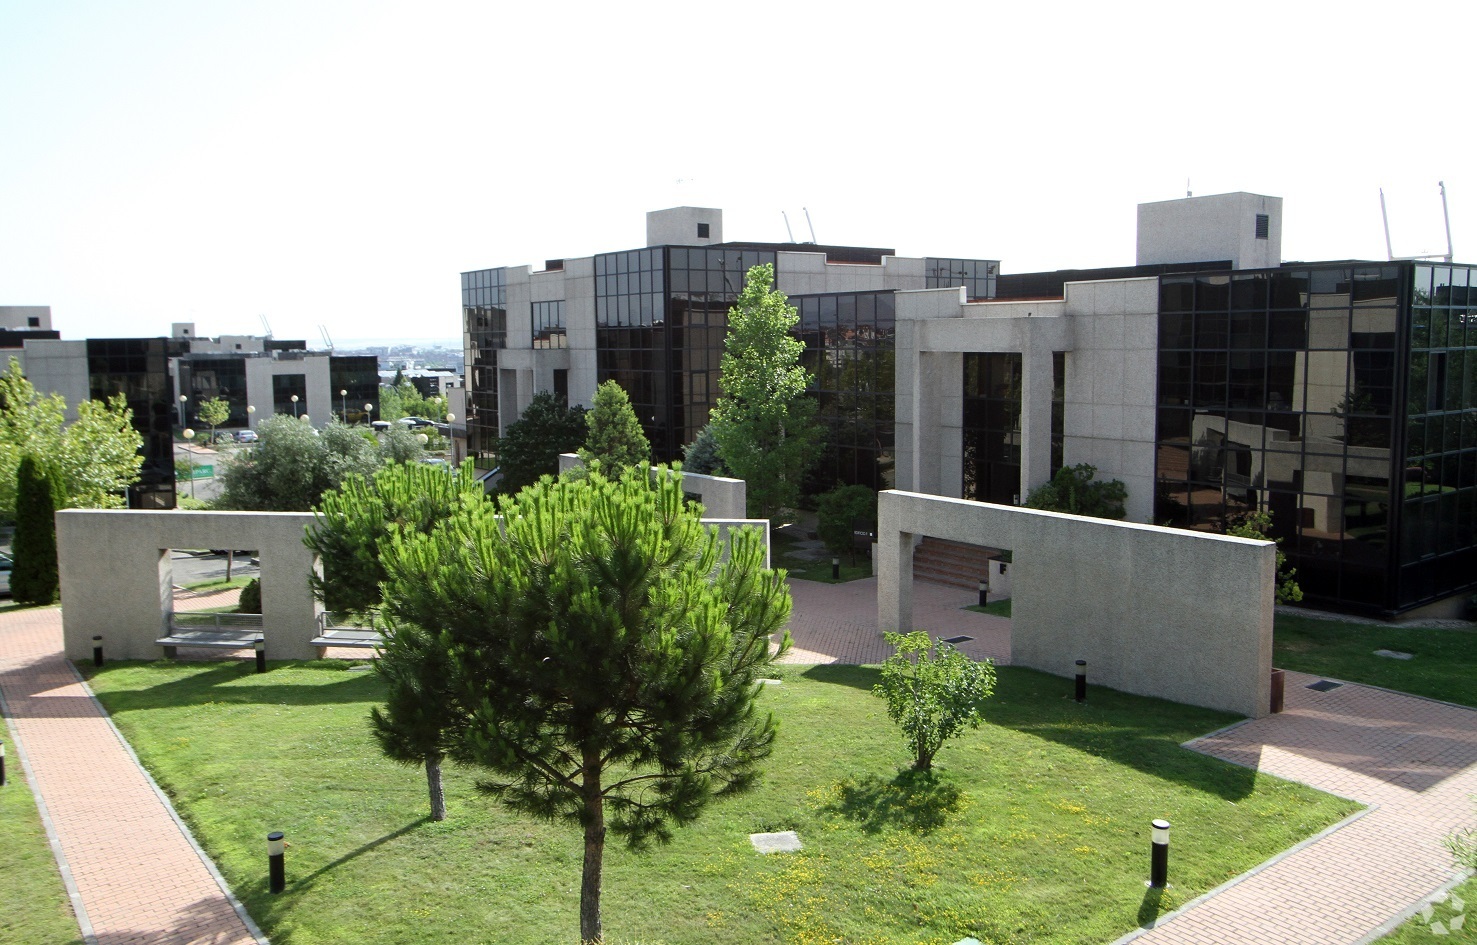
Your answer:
[978,579,989,608]
[254,636,267,674]
[268,831,286,893]
[831,556,840,580]
[1074,659,1087,703]
[92,636,104,668]
[1,739,6,787]
[1148,819,1170,889]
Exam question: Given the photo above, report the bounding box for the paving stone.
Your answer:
[1373,649,1415,660]
[750,831,803,854]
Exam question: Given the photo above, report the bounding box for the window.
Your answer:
[697,223,710,238]
[1255,214,1270,239]
[27,317,39,327]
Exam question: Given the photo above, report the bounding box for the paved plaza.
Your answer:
[1,577,1474,944]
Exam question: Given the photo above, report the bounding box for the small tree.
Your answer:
[379,463,792,943]
[379,425,426,465]
[495,391,586,496]
[579,380,650,472]
[1023,463,1127,520]
[874,631,996,772]
[196,397,231,440]
[237,578,261,614]
[816,484,876,565]
[1226,510,1303,604]
[709,264,822,523]
[369,624,462,822]
[12,455,62,605]
[218,415,381,511]
[682,424,725,476]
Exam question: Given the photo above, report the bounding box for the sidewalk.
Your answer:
[0,605,262,945]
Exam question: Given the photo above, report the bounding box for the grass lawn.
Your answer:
[1273,614,1477,708]
[966,599,1013,619]
[83,660,1357,945]
[1376,873,1475,941]
[181,575,254,593]
[770,531,872,584]
[0,716,86,945]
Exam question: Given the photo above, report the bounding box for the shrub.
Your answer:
[816,484,876,563]
[1024,463,1127,519]
[874,631,996,771]
[238,578,261,614]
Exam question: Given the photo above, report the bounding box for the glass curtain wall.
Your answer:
[962,353,1023,504]
[463,268,507,467]
[178,356,249,427]
[925,258,999,301]
[86,338,186,509]
[531,300,566,349]
[1398,264,1477,607]
[330,356,380,424]
[794,290,896,490]
[595,246,774,461]
[1155,264,1405,610]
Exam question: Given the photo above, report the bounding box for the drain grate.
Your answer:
[941,635,974,645]
[1306,679,1343,692]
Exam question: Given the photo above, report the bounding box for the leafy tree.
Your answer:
[307,459,484,616]
[196,397,231,440]
[218,415,381,511]
[379,378,446,423]
[579,380,650,472]
[369,624,462,822]
[1023,463,1127,520]
[379,425,426,464]
[0,358,143,517]
[378,463,792,943]
[681,424,725,476]
[12,455,63,605]
[709,264,821,523]
[495,391,586,496]
[1226,510,1303,604]
[874,631,996,772]
[816,484,877,564]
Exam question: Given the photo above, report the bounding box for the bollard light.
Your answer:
[255,636,267,674]
[1074,659,1087,703]
[93,635,104,668]
[978,579,989,608]
[1148,819,1170,889]
[268,831,286,893]
[1,739,6,787]
[831,556,840,580]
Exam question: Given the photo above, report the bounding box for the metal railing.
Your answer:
[170,612,264,632]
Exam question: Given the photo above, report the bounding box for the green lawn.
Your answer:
[1376,873,1475,941]
[0,716,86,945]
[966,598,1013,618]
[181,575,254,593]
[1273,614,1477,708]
[83,660,1357,944]
[770,532,872,584]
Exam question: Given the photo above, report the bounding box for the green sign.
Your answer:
[190,464,214,480]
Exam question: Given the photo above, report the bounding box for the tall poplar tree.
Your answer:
[709,264,821,522]
[379,463,792,943]
[12,456,62,605]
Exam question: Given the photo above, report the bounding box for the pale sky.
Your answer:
[2,1,1472,345]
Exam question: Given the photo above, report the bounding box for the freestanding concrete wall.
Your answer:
[56,510,322,662]
[877,490,1276,718]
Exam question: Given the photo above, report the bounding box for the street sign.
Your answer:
[190,465,214,480]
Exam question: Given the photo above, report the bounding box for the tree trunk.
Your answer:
[579,753,605,944]
[226,550,234,582]
[425,752,446,822]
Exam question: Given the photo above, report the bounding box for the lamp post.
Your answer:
[300,414,310,425]
[339,389,347,420]
[246,404,256,429]
[290,394,299,418]
[178,394,188,427]
[364,403,374,426]
[182,428,196,499]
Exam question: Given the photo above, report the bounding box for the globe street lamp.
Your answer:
[178,394,188,427]
[246,404,256,429]
[364,403,374,426]
[181,428,196,499]
[290,394,299,418]
[339,389,347,420]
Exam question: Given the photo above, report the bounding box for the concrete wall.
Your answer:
[557,453,747,520]
[1137,192,1282,270]
[877,490,1275,718]
[15,339,91,421]
[647,207,723,247]
[56,510,322,661]
[0,305,53,331]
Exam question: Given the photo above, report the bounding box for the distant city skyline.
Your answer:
[2,2,1470,344]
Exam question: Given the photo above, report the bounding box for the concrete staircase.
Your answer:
[912,537,999,589]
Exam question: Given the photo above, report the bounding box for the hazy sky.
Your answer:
[2,1,1472,344]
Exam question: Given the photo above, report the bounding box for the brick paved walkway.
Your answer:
[0,605,262,945]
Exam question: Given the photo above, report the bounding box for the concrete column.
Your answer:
[876,491,915,633]
[1020,341,1055,499]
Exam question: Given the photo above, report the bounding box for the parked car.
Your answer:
[397,416,434,428]
[371,420,391,432]
[0,550,11,597]
[235,429,258,443]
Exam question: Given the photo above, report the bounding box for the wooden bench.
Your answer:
[309,628,383,658]
[156,628,264,659]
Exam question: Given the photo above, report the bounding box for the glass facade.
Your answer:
[178,355,249,427]
[86,338,187,509]
[272,374,307,416]
[330,355,380,423]
[1153,261,1477,612]
[962,353,1023,504]
[532,300,566,349]
[926,258,998,300]
[463,268,507,466]
[595,246,775,460]
[794,290,896,490]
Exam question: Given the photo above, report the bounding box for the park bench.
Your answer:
[156,613,265,658]
[310,612,384,658]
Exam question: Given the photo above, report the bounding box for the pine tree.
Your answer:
[12,455,61,605]
[369,624,462,821]
[379,463,792,943]
[709,264,822,522]
[579,380,650,472]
